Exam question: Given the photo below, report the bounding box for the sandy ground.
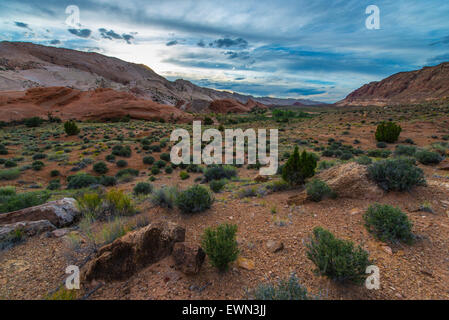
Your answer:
[1,105,449,300]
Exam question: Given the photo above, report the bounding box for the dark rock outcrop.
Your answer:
[82,221,185,282]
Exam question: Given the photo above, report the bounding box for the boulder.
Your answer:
[82,221,185,282]
[288,162,383,205]
[0,220,56,242]
[266,240,284,253]
[0,198,80,228]
[172,242,206,275]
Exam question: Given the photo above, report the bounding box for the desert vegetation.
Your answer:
[0,102,448,300]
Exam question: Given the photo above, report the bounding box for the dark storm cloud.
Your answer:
[210,37,248,49]
[98,28,134,44]
[166,40,178,46]
[197,40,206,47]
[99,28,122,40]
[68,28,92,38]
[14,21,31,30]
[122,34,134,44]
[224,51,250,60]
[49,39,61,45]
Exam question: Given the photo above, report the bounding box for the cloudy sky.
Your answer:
[1,0,449,102]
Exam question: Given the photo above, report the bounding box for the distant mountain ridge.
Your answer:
[0,41,325,109]
[337,62,449,106]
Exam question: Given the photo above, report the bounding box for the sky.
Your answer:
[1,0,449,103]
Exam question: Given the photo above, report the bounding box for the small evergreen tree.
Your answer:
[201,223,239,272]
[64,121,80,136]
[375,121,401,143]
[282,146,317,186]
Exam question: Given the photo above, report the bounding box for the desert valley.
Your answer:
[0,40,448,301]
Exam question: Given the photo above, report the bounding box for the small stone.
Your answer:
[350,208,361,215]
[236,257,255,270]
[266,240,284,253]
[51,228,70,238]
[420,270,434,278]
[382,246,393,255]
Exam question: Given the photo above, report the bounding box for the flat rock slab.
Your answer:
[0,220,56,242]
[0,198,80,228]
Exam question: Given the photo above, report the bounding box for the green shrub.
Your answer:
[252,273,310,300]
[0,190,50,213]
[305,179,335,202]
[367,149,391,158]
[32,160,44,171]
[204,117,214,125]
[99,175,117,186]
[0,186,16,196]
[204,165,237,181]
[179,171,190,180]
[143,156,155,165]
[24,117,43,128]
[47,179,61,190]
[115,168,139,178]
[133,182,153,195]
[93,161,108,174]
[160,153,170,161]
[112,145,132,157]
[151,186,179,208]
[210,179,227,193]
[104,189,135,216]
[101,217,129,245]
[394,145,417,157]
[64,121,80,135]
[364,204,414,244]
[0,144,8,155]
[306,227,371,284]
[177,185,214,214]
[415,149,443,165]
[367,158,425,191]
[164,166,173,174]
[201,223,239,271]
[4,160,17,168]
[376,141,387,148]
[154,160,166,168]
[151,166,160,175]
[77,192,103,219]
[264,179,290,192]
[186,164,204,173]
[116,159,128,168]
[375,121,402,143]
[317,160,338,170]
[67,173,98,189]
[106,154,115,162]
[50,170,60,177]
[355,156,372,165]
[282,146,317,186]
[0,168,20,180]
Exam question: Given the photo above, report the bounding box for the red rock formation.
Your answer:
[0,86,193,123]
[337,62,449,106]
